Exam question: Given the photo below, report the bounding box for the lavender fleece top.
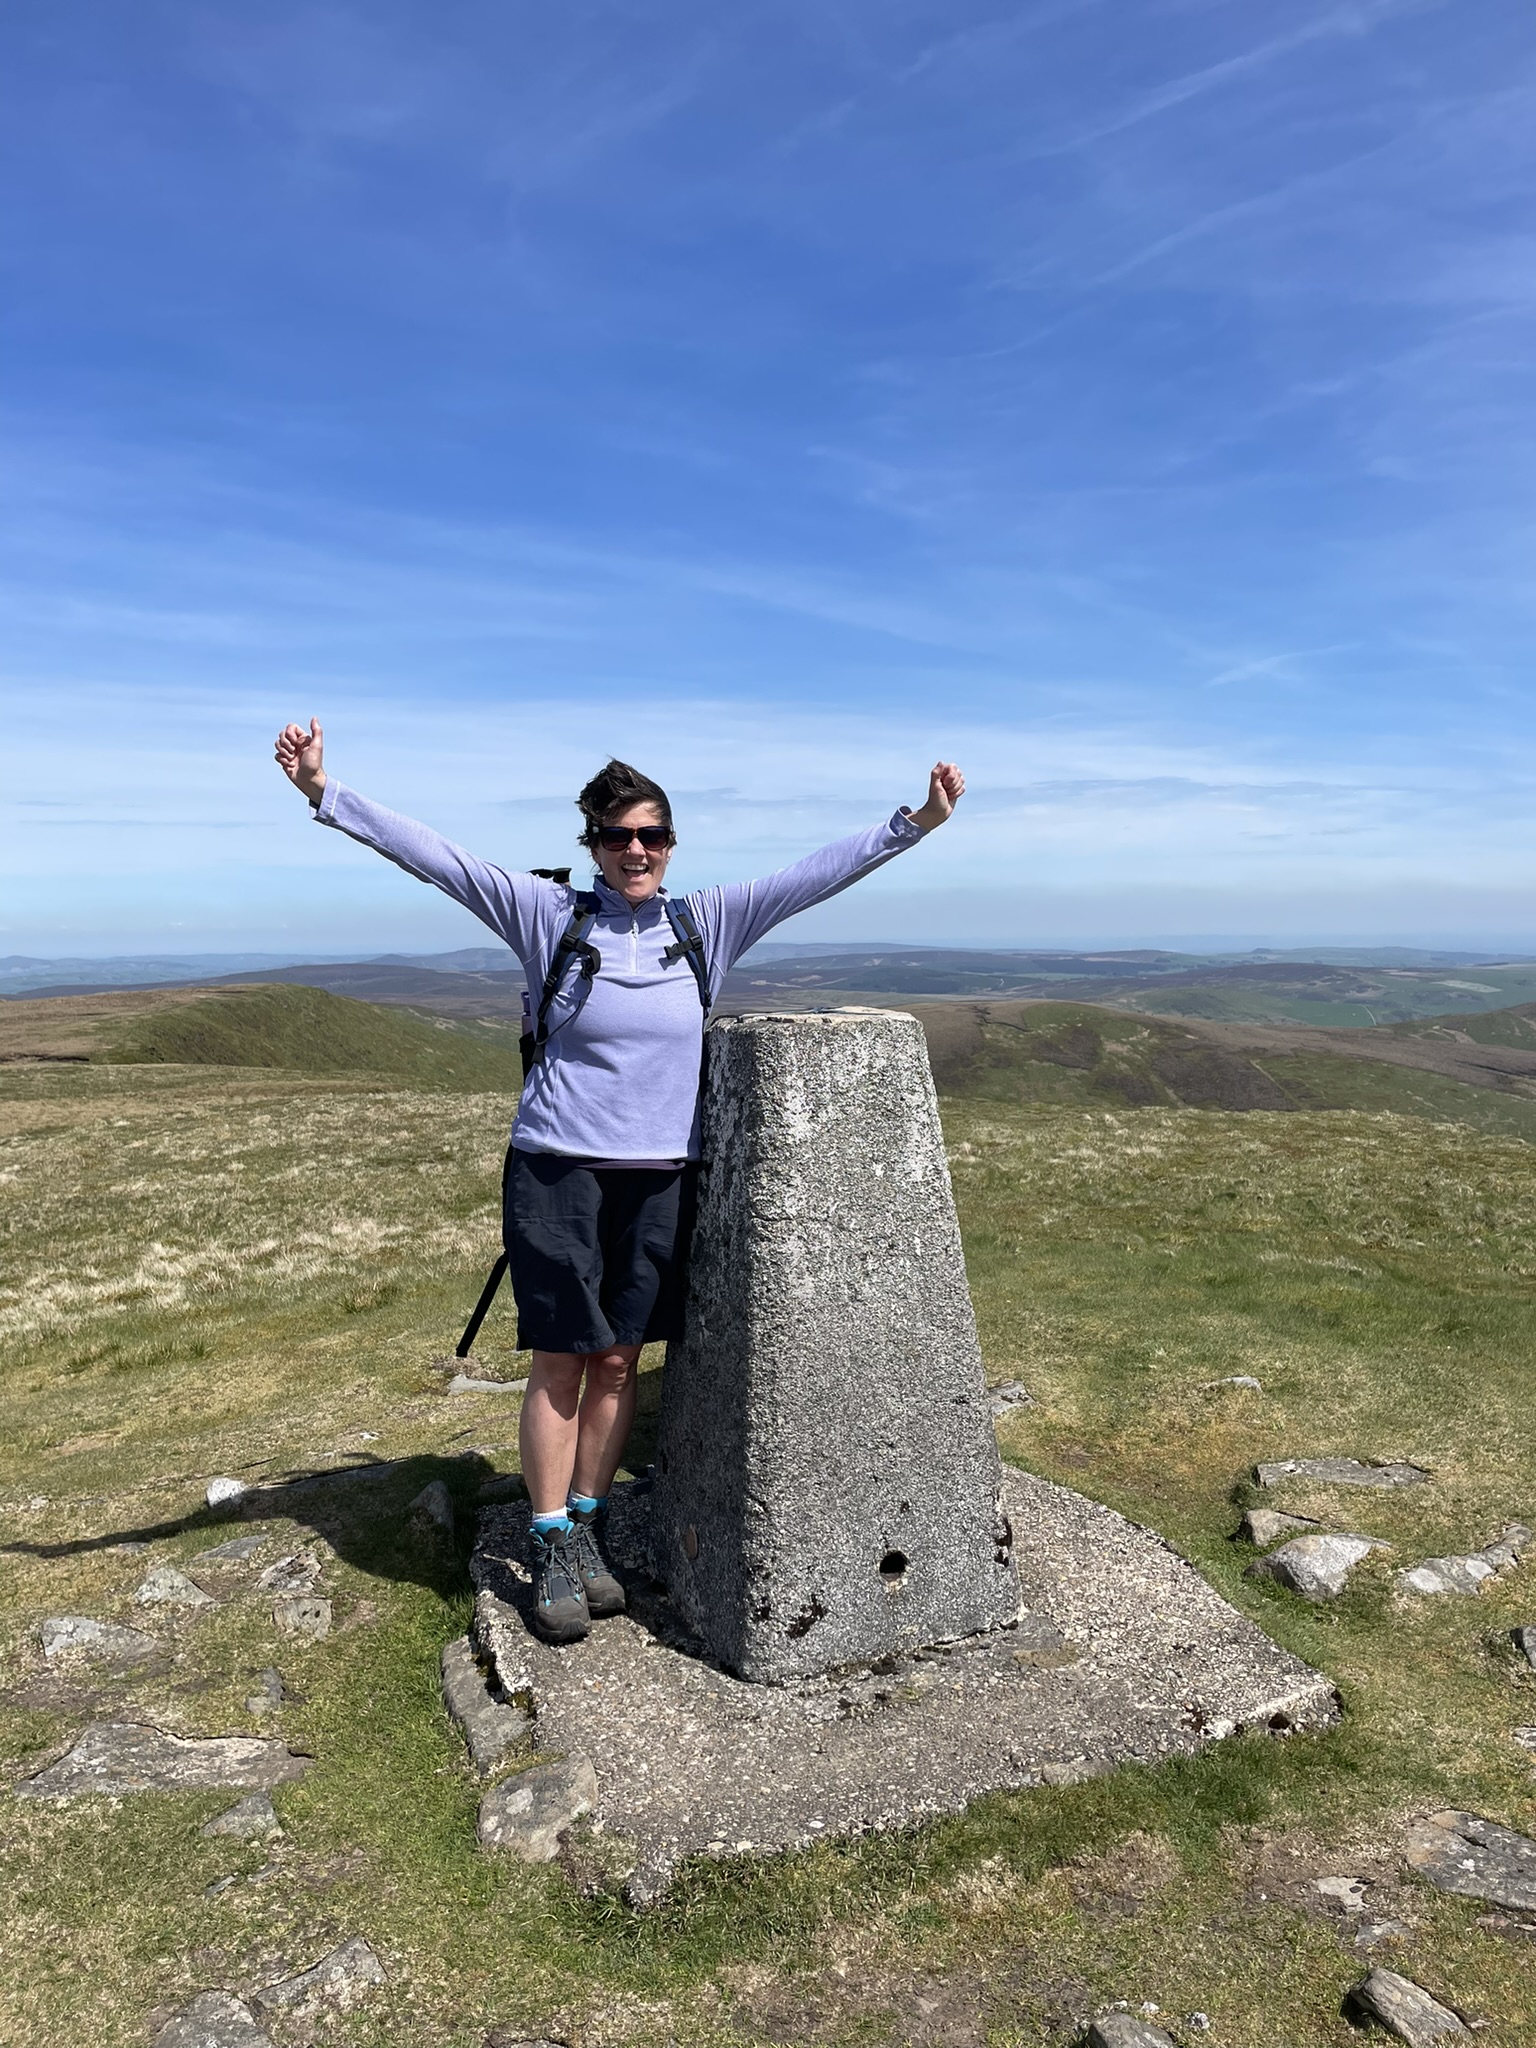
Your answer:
[313,779,928,1161]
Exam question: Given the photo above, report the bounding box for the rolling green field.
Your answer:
[1,988,1534,2045]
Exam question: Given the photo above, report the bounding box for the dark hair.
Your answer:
[576,759,674,848]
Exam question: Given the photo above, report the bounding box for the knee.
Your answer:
[584,1348,637,1395]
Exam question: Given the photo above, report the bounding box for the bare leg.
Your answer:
[571,1344,642,1499]
[519,1350,588,1516]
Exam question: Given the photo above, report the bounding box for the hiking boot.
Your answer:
[527,1524,590,1643]
[569,1502,626,1619]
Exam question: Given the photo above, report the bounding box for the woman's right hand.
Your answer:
[275,717,326,803]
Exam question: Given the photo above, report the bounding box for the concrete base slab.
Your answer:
[471,1469,1338,1903]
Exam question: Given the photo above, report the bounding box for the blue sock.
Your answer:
[531,1510,573,1539]
[567,1492,604,1517]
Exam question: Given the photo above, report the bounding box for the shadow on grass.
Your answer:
[2,1451,499,1600]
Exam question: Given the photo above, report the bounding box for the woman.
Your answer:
[275,717,964,1641]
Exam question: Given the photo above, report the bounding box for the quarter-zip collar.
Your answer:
[589,874,670,919]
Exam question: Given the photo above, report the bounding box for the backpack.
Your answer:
[456,886,711,1361]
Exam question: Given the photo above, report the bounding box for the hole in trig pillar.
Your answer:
[879,1550,908,1585]
[683,1524,699,1560]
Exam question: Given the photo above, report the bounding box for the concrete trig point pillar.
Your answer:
[651,1009,1018,1682]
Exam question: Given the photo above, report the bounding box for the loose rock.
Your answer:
[1255,1458,1429,1489]
[1404,1810,1536,1909]
[194,1534,267,1565]
[988,1380,1033,1415]
[135,1566,215,1610]
[251,1937,385,2012]
[1315,1874,1368,1913]
[1237,1509,1322,1548]
[1344,1967,1467,2044]
[255,1552,320,1593]
[38,1614,160,1663]
[409,1479,456,1532]
[272,1594,331,1640]
[1083,2017,1176,2048]
[441,1635,531,1777]
[201,1790,281,1839]
[1246,1533,1381,1600]
[16,1722,310,1799]
[245,1668,285,1715]
[205,1476,249,1508]
[1514,1626,1536,1671]
[152,1990,275,2048]
[477,1756,597,1861]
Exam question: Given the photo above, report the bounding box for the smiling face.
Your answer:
[592,801,674,906]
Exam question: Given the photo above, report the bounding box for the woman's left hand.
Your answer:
[911,761,965,831]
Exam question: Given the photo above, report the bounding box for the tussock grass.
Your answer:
[2,1061,1535,2044]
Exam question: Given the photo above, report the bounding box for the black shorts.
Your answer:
[504,1150,696,1354]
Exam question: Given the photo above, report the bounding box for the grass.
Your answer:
[2,1036,1535,2045]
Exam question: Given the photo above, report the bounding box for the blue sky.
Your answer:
[4,0,1536,953]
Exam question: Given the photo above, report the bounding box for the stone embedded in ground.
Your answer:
[194,1534,267,1565]
[472,1467,1337,1902]
[1404,1810,1536,1909]
[1398,1526,1532,1598]
[16,1722,310,1800]
[1479,1523,1532,1569]
[38,1614,161,1663]
[1246,1533,1381,1600]
[201,1790,282,1839]
[651,1011,1018,1683]
[245,1668,284,1715]
[483,2036,567,2048]
[1513,1626,1536,1671]
[988,1380,1033,1415]
[1205,1375,1262,1391]
[1238,1509,1323,1548]
[1396,1556,1498,1598]
[478,1474,528,1504]
[409,1479,456,1532]
[477,1755,598,1860]
[441,1634,531,1778]
[152,1990,275,2048]
[205,1476,248,1508]
[1315,1874,1369,1913]
[1255,1457,1430,1489]
[1345,1967,1467,2045]
[135,1565,215,1609]
[1083,2016,1176,2048]
[448,1374,528,1396]
[251,1937,385,2013]
[1511,1728,1536,1751]
[255,1552,320,1593]
[272,1593,331,1640]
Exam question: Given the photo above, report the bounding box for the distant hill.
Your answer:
[0,983,523,1089]
[720,949,1536,1027]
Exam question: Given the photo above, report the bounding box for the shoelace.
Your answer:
[533,1530,585,1608]
[570,1518,610,1586]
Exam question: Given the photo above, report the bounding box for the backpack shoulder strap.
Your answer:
[532,892,602,1048]
[662,897,711,1012]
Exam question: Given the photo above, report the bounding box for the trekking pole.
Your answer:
[456,1253,508,1359]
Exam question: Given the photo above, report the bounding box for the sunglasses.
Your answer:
[595,824,674,852]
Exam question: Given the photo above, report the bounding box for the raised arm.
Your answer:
[686,763,965,983]
[274,717,550,958]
